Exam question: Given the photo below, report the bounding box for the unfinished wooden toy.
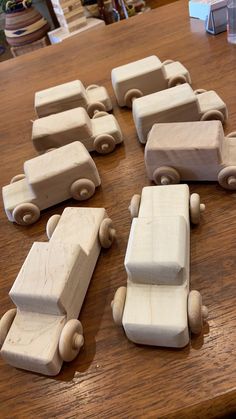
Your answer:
[0,207,116,375]
[145,121,236,190]
[35,80,112,118]
[111,55,191,108]
[111,184,208,347]
[2,142,101,226]
[32,107,123,154]
[133,83,228,143]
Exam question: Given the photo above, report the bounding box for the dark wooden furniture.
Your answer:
[0,1,235,417]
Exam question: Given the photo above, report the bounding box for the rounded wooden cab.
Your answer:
[4,6,50,47]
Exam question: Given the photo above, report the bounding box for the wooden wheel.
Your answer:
[86,84,99,91]
[87,101,106,118]
[12,203,40,225]
[111,287,127,326]
[94,134,116,154]
[99,218,116,248]
[10,174,25,184]
[46,214,61,239]
[92,111,109,119]
[201,110,224,123]
[218,166,236,190]
[190,193,205,225]
[226,131,236,138]
[0,308,16,348]
[59,319,84,362]
[70,179,95,201]
[194,89,207,95]
[153,166,180,185]
[124,88,143,108]
[128,194,141,219]
[188,290,208,334]
[163,59,174,65]
[168,74,187,88]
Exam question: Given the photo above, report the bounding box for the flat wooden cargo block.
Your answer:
[35,80,112,118]
[2,141,101,225]
[145,120,236,190]
[32,107,123,154]
[111,55,191,107]
[0,207,116,375]
[112,185,208,348]
[133,83,228,143]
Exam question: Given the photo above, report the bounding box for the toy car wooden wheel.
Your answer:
[10,174,25,184]
[218,166,236,190]
[86,84,99,91]
[128,194,141,218]
[201,110,224,123]
[59,319,84,362]
[94,134,116,154]
[12,202,40,225]
[99,218,116,248]
[111,286,127,325]
[46,214,61,239]
[163,59,174,65]
[188,290,208,334]
[0,308,16,348]
[92,110,109,119]
[153,166,180,185]
[194,89,207,95]
[190,193,205,225]
[226,131,236,138]
[124,88,143,108]
[87,102,106,118]
[70,178,95,201]
[168,74,187,88]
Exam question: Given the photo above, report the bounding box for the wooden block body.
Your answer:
[32,107,123,153]
[2,142,101,222]
[1,207,109,375]
[132,84,227,143]
[35,80,112,118]
[122,185,190,348]
[145,121,224,181]
[111,56,191,107]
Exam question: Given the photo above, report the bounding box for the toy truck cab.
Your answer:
[133,83,228,143]
[111,55,191,108]
[32,107,123,154]
[2,141,100,225]
[35,80,112,118]
[145,120,236,190]
[111,185,207,348]
[0,207,116,375]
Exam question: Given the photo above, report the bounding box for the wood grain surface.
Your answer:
[0,1,236,417]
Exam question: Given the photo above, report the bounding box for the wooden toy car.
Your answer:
[2,142,101,226]
[32,107,123,154]
[35,80,113,118]
[0,207,116,375]
[111,185,208,348]
[133,83,228,143]
[145,121,236,190]
[111,55,191,108]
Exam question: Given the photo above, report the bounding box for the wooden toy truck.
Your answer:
[0,207,116,375]
[2,142,100,226]
[32,107,123,154]
[111,55,191,107]
[145,121,236,190]
[133,83,228,143]
[35,80,112,118]
[111,185,207,348]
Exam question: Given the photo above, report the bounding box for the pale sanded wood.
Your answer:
[133,84,228,143]
[0,207,115,375]
[32,107,123,153]
[111,55,191,107]
[35,80,112,118]
[2,142,101,223]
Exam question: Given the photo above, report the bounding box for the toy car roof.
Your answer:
[35,80,86,107]
[112,56,163,81]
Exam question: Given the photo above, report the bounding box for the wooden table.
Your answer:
[0,1,236,417]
